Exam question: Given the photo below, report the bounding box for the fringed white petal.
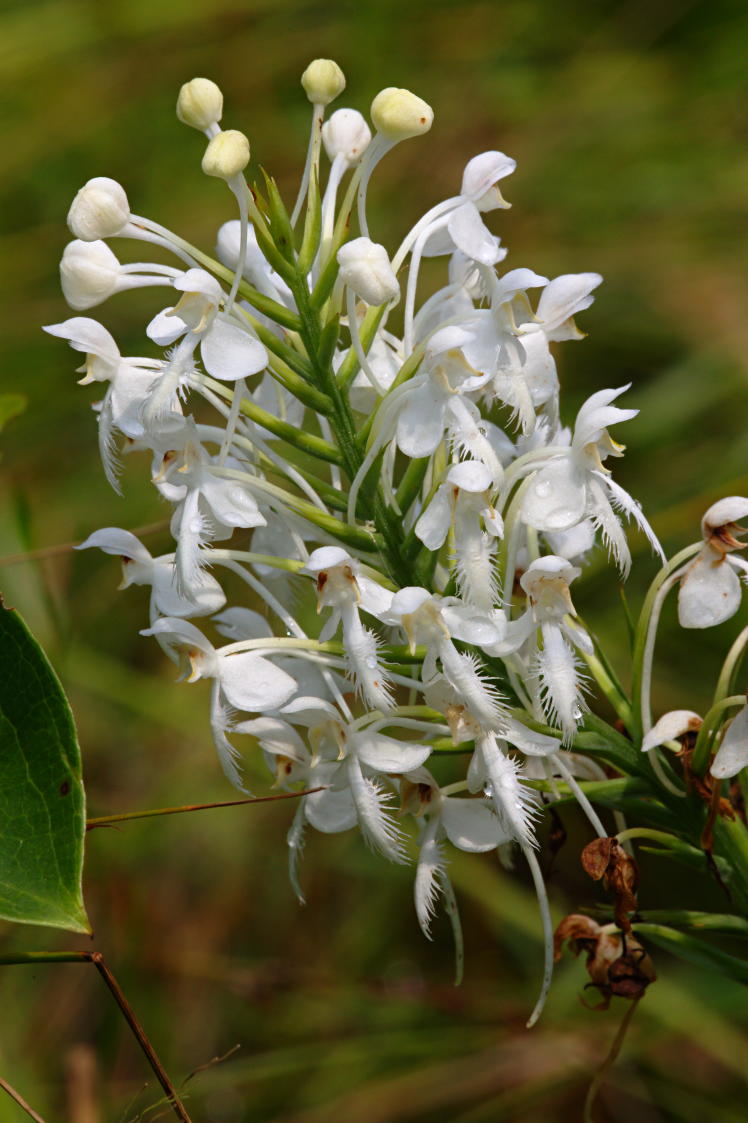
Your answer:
[588,478,631,577]
[346,755,407,862]
[478,734,539,849]
[414,819,446,938]
[439,641,506,730]
[341,605,394,712]
[287,802,307,904]
[97,389,123,495]
[534,623,586,743]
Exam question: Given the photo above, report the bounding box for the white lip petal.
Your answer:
[218,652,297,712]
[678,551,742,629]
[441,798,510,851]
[355,734,431,773]
[200,318,268,381]
[522,460,587,533]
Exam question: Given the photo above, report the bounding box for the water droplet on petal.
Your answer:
[365,655,377,669]
[534,480,551,498]
[572,705,583,720]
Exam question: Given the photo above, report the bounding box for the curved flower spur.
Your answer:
[48,59,748,1030]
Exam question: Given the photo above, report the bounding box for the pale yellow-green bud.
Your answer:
[201,130,250,179]
[177,77,224,130]
[300,58,346,106]
[370,87,433,140]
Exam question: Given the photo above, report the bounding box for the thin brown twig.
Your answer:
[0,1076,48,1123]
[0,521,170,568]
[182,1044,241,1086]
[90,954,192,1123]
[86,787,325,829]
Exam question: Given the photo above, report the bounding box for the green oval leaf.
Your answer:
[0,602,89,933]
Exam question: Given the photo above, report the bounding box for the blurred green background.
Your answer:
[2,0,748,1119]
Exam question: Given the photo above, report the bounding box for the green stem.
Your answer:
[714,626,748,706]
[288,266,414,585]
[201,377,343,464]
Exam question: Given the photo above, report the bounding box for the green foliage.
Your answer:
[0,603,88,933]
[635,923,748,986]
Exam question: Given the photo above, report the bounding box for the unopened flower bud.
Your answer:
[337,238,400,306]
[177,77,224,131]
[202,130,250,179]
[370,87,433,140]
[67,177,130,241]
[322,108,371,165]
[60,240,121,309]
[301,59,345,106]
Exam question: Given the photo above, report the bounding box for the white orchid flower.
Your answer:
[415,459,502,612]
[642,702,748,781]
[147,268,269,382]
[417,151,517,266]
[154,423,266,592]
[303,546,394,711]
[246,707,432,882]
[77,527,225,619]
[465,273,602,433]
[383,587,506,729]
[143,268,268,426]
[521,385,663,576]
[519,556,592,741]
[142,617,298,789]
[519,272,603,342]
[44,316,170,491]
[401,766,509,974]
[678,497,748,628]
[458,268,553,434]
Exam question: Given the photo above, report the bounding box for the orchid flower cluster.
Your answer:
[46,62,748,1025]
